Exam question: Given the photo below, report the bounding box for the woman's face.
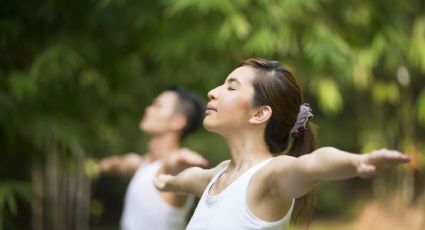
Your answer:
[203,66,258,134]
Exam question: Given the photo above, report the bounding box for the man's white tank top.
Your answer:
[186,158,294,230]
[120,161,194,230]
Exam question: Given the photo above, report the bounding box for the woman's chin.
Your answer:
[203,120,219,133]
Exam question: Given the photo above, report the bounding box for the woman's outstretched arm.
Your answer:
[155,160,230,197]
[264,147,411,200]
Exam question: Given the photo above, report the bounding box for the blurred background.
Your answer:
[1,0,425,229]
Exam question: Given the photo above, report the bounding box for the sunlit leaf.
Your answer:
[314,78,343,115]
[409,17,425,72]
[244,28,276,54]
[417,89,425,127]
[372,81,400,105]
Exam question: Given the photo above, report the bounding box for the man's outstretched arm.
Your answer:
[98,153,146,176]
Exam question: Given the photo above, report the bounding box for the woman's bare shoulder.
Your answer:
[203,159,231,178]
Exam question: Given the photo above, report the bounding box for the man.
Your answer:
[98,87,208,230]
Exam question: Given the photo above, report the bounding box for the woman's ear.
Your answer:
[170,114,188,131]
[249,106,272,125]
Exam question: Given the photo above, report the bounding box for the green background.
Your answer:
[1,0,424,229]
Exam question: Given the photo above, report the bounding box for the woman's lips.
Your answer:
[205,105,217,113]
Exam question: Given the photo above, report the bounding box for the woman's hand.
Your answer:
[154,174,175,191]
[154,160,229,196]
[357,149,411,178]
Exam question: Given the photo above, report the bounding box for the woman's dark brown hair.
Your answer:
[239,58,317,226]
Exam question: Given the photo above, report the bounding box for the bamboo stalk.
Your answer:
[31,160,44,230]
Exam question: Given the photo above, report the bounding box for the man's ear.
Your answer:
[249,106,272,125]
[170,114,187,131]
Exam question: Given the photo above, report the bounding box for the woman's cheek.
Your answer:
[221,97,250,118]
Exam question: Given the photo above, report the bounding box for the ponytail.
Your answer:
[287,122,317,226]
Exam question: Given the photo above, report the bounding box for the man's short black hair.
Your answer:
[167,86,204,141]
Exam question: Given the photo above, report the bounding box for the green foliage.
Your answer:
[409,16,425,72]
[0,181,32,230]
[311,78,343,115]
[418,89,425,127]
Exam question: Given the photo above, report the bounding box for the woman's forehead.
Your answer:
[226,66,256,84]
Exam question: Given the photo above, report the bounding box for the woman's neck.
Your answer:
[223,130,272,172]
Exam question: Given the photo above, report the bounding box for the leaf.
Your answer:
[314,78,343,115]
[304,22,351,71]
[409,16,425,72]
[372,81,400,105]
[244,28,276,54]
[0,181,31,217]
[417,89,425,127]
[230,13,250,39]
[0,184,5,211]
[8,72,38,101]
[5,190,17,216]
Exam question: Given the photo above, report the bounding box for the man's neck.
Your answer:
[147,132,181,162]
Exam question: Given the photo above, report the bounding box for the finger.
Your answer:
[179,148,193,155]
[98,161,109,172]
[195,157,209,167]
[177,152,209,167]
[180,149,208,163]
[154,174,172,190]
[368,151,410,162]
[153,175,164,190]
[397,154,411,162]
[189,156,209,167]
[384,153,411,163]
[358,164,376,178]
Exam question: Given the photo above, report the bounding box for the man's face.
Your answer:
[139,91,181,135]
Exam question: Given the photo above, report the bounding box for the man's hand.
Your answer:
[357,149,411,178]
[163,148,209,175]
[97,153,145,176]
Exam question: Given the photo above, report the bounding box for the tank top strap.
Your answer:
[207,157,273,191]
[203,164,228,197]
[238,157,274,185]
[240,157,295,226]
[229,157,271,201]
[207,158,273,198]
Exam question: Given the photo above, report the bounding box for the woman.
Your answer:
[155,58,410,230]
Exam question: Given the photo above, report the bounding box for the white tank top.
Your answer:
[186,158,294,230]
[120,161,194,230]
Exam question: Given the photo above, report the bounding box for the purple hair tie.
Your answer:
[290,103,313,138]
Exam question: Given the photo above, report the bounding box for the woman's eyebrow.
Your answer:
[226,77,241,85]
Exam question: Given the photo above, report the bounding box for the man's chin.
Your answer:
[139,123,151,133]
[139,123,146,132]
[139,125,164,136]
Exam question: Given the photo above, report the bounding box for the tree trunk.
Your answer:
[31,161,44,230]
[31,139,90,230]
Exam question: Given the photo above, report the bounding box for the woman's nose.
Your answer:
[207,87,218,100]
